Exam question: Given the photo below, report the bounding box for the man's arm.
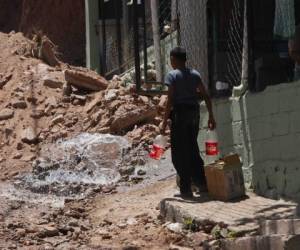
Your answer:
[197,81,216,130]
[161,85,174,134]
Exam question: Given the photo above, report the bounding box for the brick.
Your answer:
[232,121,245,146]
[231,98,243,122]
[218,235,282,250]
[218,235,300,250]
[279,135,298,160]
[271,113,289,136]
[279,88,294,112]
[253,164,269,193]
[243,92,265,119]
[261,137,281,161]
[289,112,300,133]
[284,165,300,196]
[265,83,284,92]
[251,141,265,163]
[248,116,272,141]
[262,161,286,195]
[296,84,300,98]
[263,90,280,115]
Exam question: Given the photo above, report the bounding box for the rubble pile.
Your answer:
[0,31,167,183]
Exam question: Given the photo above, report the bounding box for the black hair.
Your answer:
[170,47,187,62]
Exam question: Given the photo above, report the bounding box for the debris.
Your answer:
[71,94,87,105]
[126,218,138,226]
[21,126,38,144]
[169,244,193,250]
[42,72,65,89]
[139,95,149,104]
[45,96,58,108]
[65,69,108,91]
[37,225,59,238]
[12,100,27,109]
[62,82,72,96]
[119,166,135,176]
[40,36,60,67]
[0,73,12,88]
[30,109,44,119]
[110,105,157,132]
[0,108,14,121]
[84,93,102,113]
[137,169,146,176]
[158,95,167,110]
[166,223,184,233]
[50,114,64,125]
[105,89,118,101]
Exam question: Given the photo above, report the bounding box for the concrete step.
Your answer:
[160,192,298,234]
[214,235,300,250]
[260,219,300,236]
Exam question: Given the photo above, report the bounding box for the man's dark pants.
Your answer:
[170,104,206,193]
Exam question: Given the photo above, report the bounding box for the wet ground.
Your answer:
[0,133,187,249]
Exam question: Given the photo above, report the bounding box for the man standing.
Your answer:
[161,47,216,199]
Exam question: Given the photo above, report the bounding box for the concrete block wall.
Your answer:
[198,80,300,199]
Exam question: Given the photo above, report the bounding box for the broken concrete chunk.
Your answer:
[45,96,58,108]
[105,89,118,101]
[42,72,65,89]
[108,100,123,111]
[21,126,38,144]
[51,114,64,125]
[91,110,105,123]
[158,95,167,110]
[84,94,102,113]
[65,69,108,91]
[0,73,12,89]
[139,96,149,104]
[71,94,87,102]
[166,223,184,233]
[30,109,44,119]
[12,100,27,109]
[110,105,157,132]
[37,225,59,238]
[63,82,72,96]
[40,37,60,67]
[0,108,14,121]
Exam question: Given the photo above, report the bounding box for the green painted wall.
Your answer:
[85,0,100,73]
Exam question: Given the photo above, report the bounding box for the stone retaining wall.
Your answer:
[198,80,300,199]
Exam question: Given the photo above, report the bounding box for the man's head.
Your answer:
[170,47,187,69]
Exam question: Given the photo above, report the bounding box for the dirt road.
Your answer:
[0,176,209,250]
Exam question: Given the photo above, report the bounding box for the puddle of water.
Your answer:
[13,133,131,198]
[0,183,66,208]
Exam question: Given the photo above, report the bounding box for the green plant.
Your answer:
[183,218,199,232]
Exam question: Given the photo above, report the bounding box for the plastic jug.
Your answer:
[149,135,167,160]
[205,129,219,165]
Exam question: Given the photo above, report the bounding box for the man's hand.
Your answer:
[208,116,216,130]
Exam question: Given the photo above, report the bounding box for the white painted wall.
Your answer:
[198,80,300,199]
